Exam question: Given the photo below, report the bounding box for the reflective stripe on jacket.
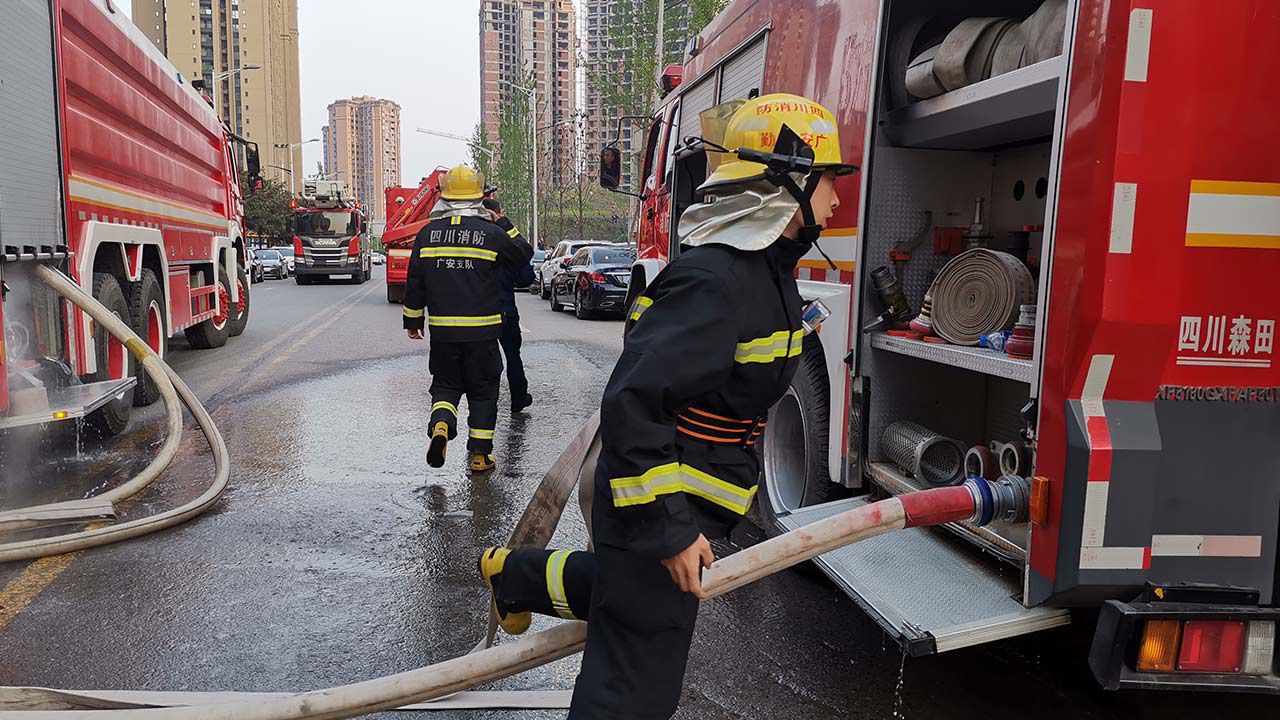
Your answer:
[593,239,807,559]
[403,215,533,342]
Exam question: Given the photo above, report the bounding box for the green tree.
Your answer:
[689,0,729,38]
[493,74,533,238]
[469,122,494,181]
[240,177,292,240]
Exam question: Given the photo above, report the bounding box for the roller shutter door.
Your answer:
[676,76,718,145]
[718,36,768,103]
[0,0,63,250]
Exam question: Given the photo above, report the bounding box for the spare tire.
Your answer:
[757,334,833,537]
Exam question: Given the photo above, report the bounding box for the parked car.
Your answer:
[527,250,547,293]
[255,248,289,280]
[274,246,297,274]
[371,252,386,266]
[537,240,608,299]
[248,250,265,284]
[549,245,636,319]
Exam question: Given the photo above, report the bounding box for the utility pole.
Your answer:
[653,0,666,107]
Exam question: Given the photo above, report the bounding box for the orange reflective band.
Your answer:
[677,426,740,443]
[685,407,755,425]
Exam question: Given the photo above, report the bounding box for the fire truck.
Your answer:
[0,0,258,438]
[381,169,445,304]
[291,180,371,285]
[609,0,1280,692]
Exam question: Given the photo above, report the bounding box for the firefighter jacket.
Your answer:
[592,238,809,560]
[402,215,533,342]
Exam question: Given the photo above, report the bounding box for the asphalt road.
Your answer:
[1,268,1273,719]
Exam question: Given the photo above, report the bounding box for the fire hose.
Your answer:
[929,248,1034,346]
[0,265,229,562]
[0,477,1022,718]
[0,270,1026,718]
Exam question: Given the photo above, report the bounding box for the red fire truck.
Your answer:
[1,0,258,437]
[609,0,1280,692]
[291,180,372,285]
[381,169,445,304]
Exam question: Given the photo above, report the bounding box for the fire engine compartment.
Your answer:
[853,0,1073,567]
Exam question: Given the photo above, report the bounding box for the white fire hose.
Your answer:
[0,265,229,562]
[0,267,1022,718]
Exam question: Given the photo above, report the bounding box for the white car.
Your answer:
[371,252,386,266]
[537,240,609,300]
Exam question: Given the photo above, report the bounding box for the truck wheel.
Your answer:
[386,283,404,304]
[757,334,833,537]
[127,269,166,406]
[86,273,135,437]
[296,274,311,286]
[227,264,251,338]
[184,267,231,349]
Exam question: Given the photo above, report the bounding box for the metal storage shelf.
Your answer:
[868,461,1027,565]
[870,332,1033,383]
[884,56,1065,150]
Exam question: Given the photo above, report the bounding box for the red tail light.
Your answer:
[348,237,361,255]
[293,236,304,256]
[588,271,607,284]
[1178,621,1246,672]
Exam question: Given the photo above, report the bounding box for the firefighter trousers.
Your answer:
[498,313,529,402]
[427,339,502,455]
[497,544,699,719]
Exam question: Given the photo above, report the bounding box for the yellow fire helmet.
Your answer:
[700,93,857,192]
[439,164,486,201]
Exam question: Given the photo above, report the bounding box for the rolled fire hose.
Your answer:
[1,481,1018,720]
[929,248,1034,346]
[0,265,229,563]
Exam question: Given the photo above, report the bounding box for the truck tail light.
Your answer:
[1243,621,1276,674]
[1137,620,1181,671]
[348,237,361,255]
[1178,620,1246,672]
[293,236,304,256]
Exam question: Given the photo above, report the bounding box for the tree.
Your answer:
[493,73,533,238]
[469,122,494,181]
[240,177,293,241]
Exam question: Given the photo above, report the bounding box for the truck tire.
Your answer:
[757,334,833,537]
[296,274,312,286]
[386,283,404,304]
[184,267,231,349]
[227,264,251,337]
[86,272,135,437]
[127,269,166,406]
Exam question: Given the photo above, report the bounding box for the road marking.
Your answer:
[0,523,107,632]
[256,281,383,376]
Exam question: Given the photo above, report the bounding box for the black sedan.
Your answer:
[549,245,635,319]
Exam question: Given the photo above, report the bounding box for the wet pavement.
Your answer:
[1,269,1274,719]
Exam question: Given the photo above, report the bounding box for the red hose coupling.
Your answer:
[900,477,1030,529]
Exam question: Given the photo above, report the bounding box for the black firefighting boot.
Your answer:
[478,547,531,635]
[427,421,449,468]
[512,392,534,414]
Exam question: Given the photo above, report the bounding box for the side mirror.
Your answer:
[245,143,262,182]
[599,146,622,190]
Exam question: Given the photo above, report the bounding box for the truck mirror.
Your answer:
[245,144,261,179]
[599,146,622,190]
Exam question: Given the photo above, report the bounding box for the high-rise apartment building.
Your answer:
[322,97,401,223]
[582,0,691,187]
[478,0,577,183]
[132,0,303,188]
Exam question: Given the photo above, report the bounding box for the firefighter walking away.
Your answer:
[480,93,856,718]
[403,165,533,473]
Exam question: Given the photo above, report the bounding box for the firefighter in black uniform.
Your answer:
[403,165,533,473]
[477,94,857,718]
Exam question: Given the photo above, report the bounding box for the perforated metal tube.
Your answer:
[881,421,966,487]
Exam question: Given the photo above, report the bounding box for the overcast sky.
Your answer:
[297,0,481,186]
[119,0,482,187]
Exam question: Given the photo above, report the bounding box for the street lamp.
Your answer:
[415,127,494,159]
[500,79,540,250]
[214,64,261,82]
[274,138,319,195]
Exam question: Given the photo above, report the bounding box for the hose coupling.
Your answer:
[963,475,1031,526]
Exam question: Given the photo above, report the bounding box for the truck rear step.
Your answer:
[0,378,136,430]
[779,496,1070,655]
